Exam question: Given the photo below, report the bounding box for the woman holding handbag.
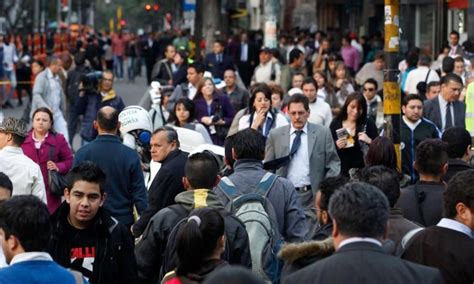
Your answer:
[21,107,73,213]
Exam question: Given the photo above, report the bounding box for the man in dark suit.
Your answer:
[283,182,443,284]
[424,73,465,132]
[236,32,258,87]
[265,94,340,221]
[204,40,234,80]
[402,170,474,284]
[142,32,159,85]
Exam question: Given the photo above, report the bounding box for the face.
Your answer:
[201,79,215,97]
[31,62,43,75]
[374,58,385,70]
[441,80,463,102]
[101,72,114,92]
[165,45,176,60]
[223,70,236,87]
[32,111,52,133]
[454,61,465,75]
[313,73,325,88]
[175,103,190,124]
[346,100,361,121]
[253,92,271,112]
[292,75,304,89]
[271,93,282,109]
[321,40,330,51]
[49,61,62,75]
[302,83,317,103]
[213,42,224,54]
[0,188,11,204]
[328,59,336,71]
[259,52,271,64]
[187,67,201,85]
[426,85,441,100]
[402,99,423,122]
[174,53,184,65]
[288,102,310,129]
[450,33,459,46]
[150,131,176,162]
[0,228,14,264]
[0,132,11,150]
[65,181,105,229]
[335,65,346,79]
[363,82,377,100]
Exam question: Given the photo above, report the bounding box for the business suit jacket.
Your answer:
[283,242,443,284]
[423,96,465,131]
[265,123,341,193]
[204,52,234,80]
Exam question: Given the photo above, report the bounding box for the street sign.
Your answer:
[231,8,248,18]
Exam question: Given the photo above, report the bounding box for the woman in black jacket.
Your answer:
[330,92,378,176]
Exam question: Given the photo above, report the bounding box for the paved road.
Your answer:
[0,71,149,151]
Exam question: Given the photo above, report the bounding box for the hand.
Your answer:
[168,79,173,85]
[358,132,372,144]
[47,161,59,171]
[215,119,226,126]
[201,116,213,125]
[251,110,266,129]
[336,79,344,88]
[336,138,348,149]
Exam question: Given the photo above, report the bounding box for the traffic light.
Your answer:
[153,4,159,11]
[145,4,152,11]
[144,3,159,12]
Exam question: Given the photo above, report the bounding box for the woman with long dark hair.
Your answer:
[168,97,212,143]
[163,208,227,283]
[237,83,288,137]
[329,92,378,176]
[21,107,73,213]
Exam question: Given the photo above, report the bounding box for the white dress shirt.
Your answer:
[287,123,311,188]
[308,99,333,127]
[338,237,382,250]
[240,43,248,62]
[0,146,47,204]
[188,83,197,100]
[10,252,53,265]
[437,218,473,239]
[438,95,454,131]
[238,112,288,135]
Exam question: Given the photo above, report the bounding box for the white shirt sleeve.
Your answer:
[32,165,48,205]
[239,114,251,130]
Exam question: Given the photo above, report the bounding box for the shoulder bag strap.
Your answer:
[413,183,427,226]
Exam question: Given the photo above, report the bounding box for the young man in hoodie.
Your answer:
[135,151,251,284]
[47,161,138,284]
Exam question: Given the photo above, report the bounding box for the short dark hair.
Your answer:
[0,195,51,252]
[442,127,471,159]
[185,152,219,189]
[96,107,119,132]
[224,134,236,168]
[301,77,317,90]
[415,139,448,175]
[444,170,474,219]
[373,51,384,61]
[153,126,180,148]
[287,93,310,112]
[427,81,440,92]
[328,182,389,238]
[357,166,401,208]
[363,78,378,90]
[418,55,432,66]
[454,56,464,64]
[402,94,424,106]
[318,176,349,213]
[441,73,463,86]
[170,98,196,125]
[176,208,225,276]
[269,84,284,100]
[337,92,367,125]
[188,62,205,74]
[232,128,265,160]
[442,56,455,74]
[0,173,13,192]
[289,48,303,64]
[67,161,107,194]
[365,136,398,170]
[450,30,460,38]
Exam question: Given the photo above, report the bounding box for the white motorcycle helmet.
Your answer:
[119,105,153,145]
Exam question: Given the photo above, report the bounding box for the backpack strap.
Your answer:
[413,184,427,226]
[255,172,278,197]
[217,176,238,200]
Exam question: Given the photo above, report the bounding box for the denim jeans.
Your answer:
[113,55,124,79]
[2,70,16,103]
[127,57,135,81]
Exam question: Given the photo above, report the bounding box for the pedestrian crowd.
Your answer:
[0,26,473,284]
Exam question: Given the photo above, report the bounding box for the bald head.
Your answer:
[95,106,119,133]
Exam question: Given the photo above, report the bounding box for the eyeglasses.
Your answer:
[363,88,375,92]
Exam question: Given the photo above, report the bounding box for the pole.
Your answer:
[383,0,401,169]
[194,0,203,62]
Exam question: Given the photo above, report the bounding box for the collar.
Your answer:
[32,131,49,143]
[46,68,55,79]
[402,116,422,130]
[188,82,196,89]
[0,146,24,155]
[10,252,53,265]
[96,134,121,142]
[438,94,449,106]
[338,237,382,250]
[290,123,308,135]
[365,94,381,105]
[448,158,472,167]
[437,218,473,239]
[233,159,264,171]
[159,149,182,164]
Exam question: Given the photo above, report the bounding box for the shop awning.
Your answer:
[447,0,468,9]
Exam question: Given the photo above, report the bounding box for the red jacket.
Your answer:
[21,130,73,213]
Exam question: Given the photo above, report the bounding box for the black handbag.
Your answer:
[48,146,68,197]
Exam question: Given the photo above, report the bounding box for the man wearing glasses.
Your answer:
[76,70,125,145]
[362,78,384,130]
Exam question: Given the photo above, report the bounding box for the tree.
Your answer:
[194,0,221,60]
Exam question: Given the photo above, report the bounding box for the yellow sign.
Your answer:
[231,9,248,18]
[117,6,122,20]
[383,82,401,114]
[109,19,114,32]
